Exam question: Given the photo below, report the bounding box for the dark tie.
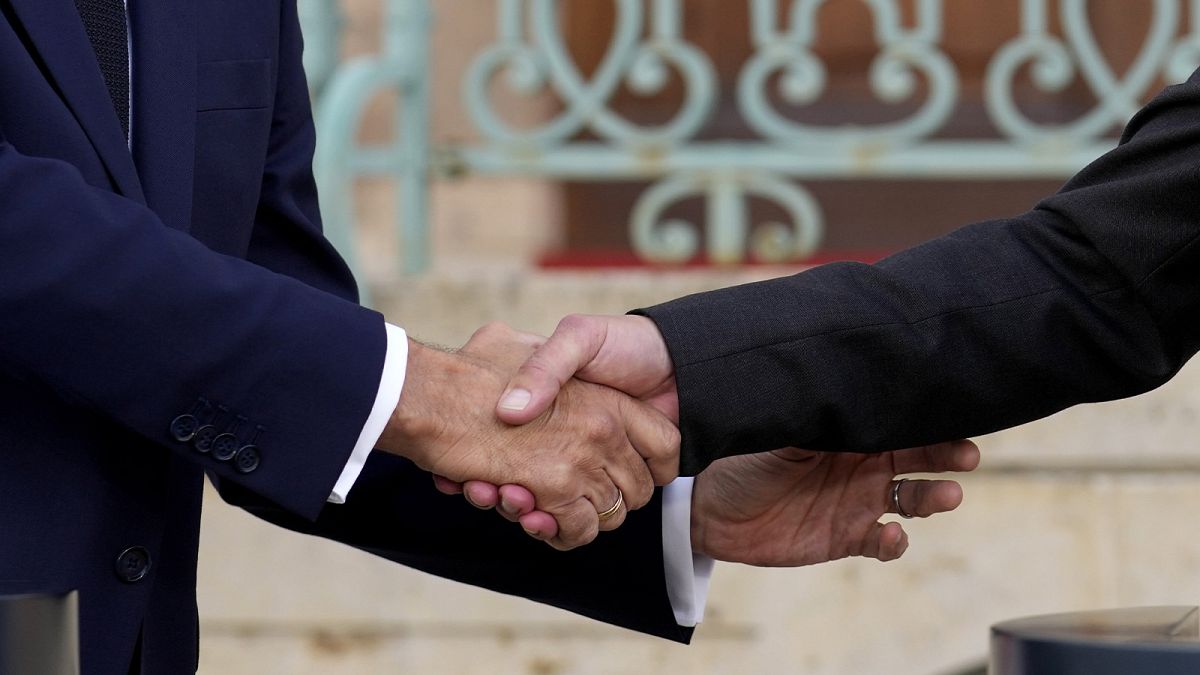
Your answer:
[74,0,130,140]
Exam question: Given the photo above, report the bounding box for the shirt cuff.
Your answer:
[327,323,408,504]
[661,477,715,627]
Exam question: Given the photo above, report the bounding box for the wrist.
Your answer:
[377,339,455,465]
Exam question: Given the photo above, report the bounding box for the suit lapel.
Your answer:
[7,0,145,202]
[129,0,197,232]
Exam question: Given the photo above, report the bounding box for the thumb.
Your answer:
[495,315,607,425]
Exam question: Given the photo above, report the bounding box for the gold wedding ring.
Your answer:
[597,489,624,521]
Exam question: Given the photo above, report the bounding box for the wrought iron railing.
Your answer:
[301,0,1200,282]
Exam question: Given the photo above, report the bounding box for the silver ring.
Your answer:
[891,478,914,519]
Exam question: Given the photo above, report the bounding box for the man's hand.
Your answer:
[465,440,977,562]
[691,440,979,565]
[476,315,978,565]
[494,315,676,424]
[378,324,680,550]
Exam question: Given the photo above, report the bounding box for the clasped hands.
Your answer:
[377,317,979,565]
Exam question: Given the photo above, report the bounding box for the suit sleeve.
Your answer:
[637,69,1200,474]
[219,451,695,644]
[0,113,384,524]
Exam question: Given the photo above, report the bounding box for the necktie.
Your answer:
[74,0,130,141]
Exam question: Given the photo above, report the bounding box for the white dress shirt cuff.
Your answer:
[661,477,715,626]
[327,323,408,504]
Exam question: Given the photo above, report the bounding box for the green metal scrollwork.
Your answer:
[302,0,1200,280]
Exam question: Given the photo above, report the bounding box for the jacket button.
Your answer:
[211,433,239,461]
[192,425,218,453]
[169,414,199,442]
[233,445,260,474]
[115,546,152,583]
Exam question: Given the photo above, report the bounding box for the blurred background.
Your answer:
[197,1,1200,673]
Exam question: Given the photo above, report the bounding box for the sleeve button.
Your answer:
[192,425,218,453]
[211,433,239,461]
[169,415,199,442]
[234,446,260,474]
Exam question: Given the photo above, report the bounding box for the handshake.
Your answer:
[376,315,979,567]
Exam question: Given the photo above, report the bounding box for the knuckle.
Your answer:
[658,429,682,476]
[557,512,597,548]
[543,461,576,498]
[583,412,621,445]
[627,481,654,511]
[641,421,681,484]
[577,519,600,545]
[471,321,507,342]
[616,461,654,510]
[663,424,681,455]
[650,422,681,460]
[556,313,591,336]
[649,454,680,485]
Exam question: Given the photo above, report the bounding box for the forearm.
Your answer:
[0,141,385,518]
[223,451,694,643]
[639,75,1200,471]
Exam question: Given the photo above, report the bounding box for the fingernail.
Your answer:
[499,497,517,516]
[522,526,542,538]
[499,388,531,411]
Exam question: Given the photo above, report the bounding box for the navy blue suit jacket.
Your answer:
[0,1,687,672]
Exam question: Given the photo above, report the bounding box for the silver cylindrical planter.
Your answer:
[0,592,80,675]
[991,606,1200,674]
